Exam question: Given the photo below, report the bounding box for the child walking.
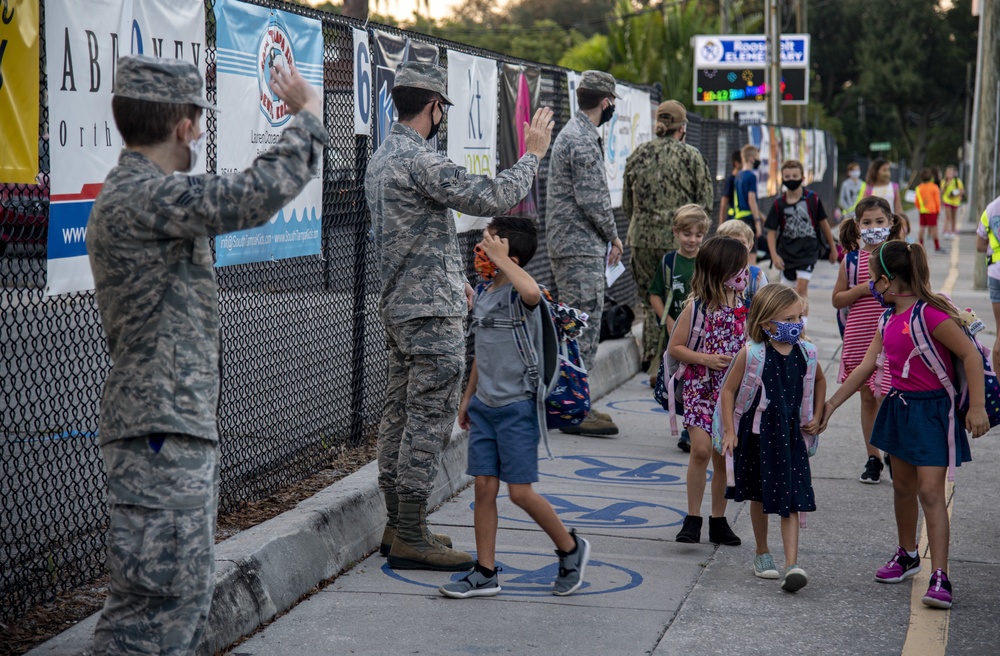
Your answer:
[667,236,749,546]
[832,196,901,483]
[822,241,989,609]
[941,165,965,239]
[720,284,826,592]
[441,217,590,599]
[916,168,944,253]
[715,219,768,299]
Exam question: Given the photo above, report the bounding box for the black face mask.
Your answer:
[752,159,762,170]
[783,179,803,191]
[427,102,444,140]
[599,102,616,127]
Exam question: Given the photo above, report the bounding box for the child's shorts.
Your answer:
[987,276,1000,303]
[919,212,939,227]
[871,388,972,468]
[780,264,814,284]
[467,396,540,484]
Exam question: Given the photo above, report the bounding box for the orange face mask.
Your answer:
[473,244,497,280]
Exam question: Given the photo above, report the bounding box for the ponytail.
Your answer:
[870,241,958,322]
[840,219,861,252]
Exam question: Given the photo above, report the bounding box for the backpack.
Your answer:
[774,189,831,260]
[658,299,708,436]
[835,249,861,339]
[471,283,591,458]
[600,296,635,341]
[876,300,1000,481]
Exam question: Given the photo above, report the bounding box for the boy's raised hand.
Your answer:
[480,230,511,264]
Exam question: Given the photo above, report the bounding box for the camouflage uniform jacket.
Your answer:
[365,122,539,325]
[623,136,714,250]
[87,112,327,446]
[545,111,618,260]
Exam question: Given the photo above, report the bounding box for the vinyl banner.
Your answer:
[353,27,371,136]
[372,29,438,150]
[498,63,540,218]
[446,51,498,233]
[566,70,580,118]
[214,0,324,266]
[0,0,40,184]
[45,0,206,296]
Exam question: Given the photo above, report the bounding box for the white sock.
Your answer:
[905,548,918,559]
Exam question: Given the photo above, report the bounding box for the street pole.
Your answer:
[795,0,805,127]
[972,0,998,289]
[765,0,781,126]
[720,0,731,122]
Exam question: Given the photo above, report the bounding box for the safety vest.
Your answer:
[732,172,753,220]
[916,185,930,214]
[981,207,1000,264]
[848,182,867,213]
[942,178,964,207]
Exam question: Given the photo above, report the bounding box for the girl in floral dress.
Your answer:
[667,236,750,545]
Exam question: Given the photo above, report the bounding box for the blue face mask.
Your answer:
[764,320,804,344]
[869,278,891,308]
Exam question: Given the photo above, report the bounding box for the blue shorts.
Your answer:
[467,396,540,484]
[988,276,1000,303]
[871,388,972,468]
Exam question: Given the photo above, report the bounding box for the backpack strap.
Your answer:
[507,286,560,459]
[798,341,819,455]
[668,299,705,435]
[722,341,767,487]
[661,251,678,322]
[747,265,762,299]
[872,307,894,399]
[837,250,862,342]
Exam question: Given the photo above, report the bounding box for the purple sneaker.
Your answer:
[875,546,922,583]
[922,569,953,609]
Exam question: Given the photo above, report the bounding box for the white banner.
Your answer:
[45,0,206,296]
[602,84,654,209]
[213,0,324,266]
[566,71,580,118]
[447,51,498,233]
[353,27,371,136]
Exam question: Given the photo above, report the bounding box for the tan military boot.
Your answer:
[560,411,619,436]
[380,493,453,555]
[387,500,474,571]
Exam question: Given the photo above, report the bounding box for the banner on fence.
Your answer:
[602,85,654,209]
[499,63,540,219]
[213,0,324,267]
[0,0,40,184]
[566,70,580,118]
[353,27,371,136]
[372,29,439,150]
[45,0,206,295]
[447,51,498,233]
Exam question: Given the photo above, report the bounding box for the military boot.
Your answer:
[559,410,619,436]
[379,492,453,556]
[387,500,474,571]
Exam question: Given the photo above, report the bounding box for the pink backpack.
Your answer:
[663,300,707,436]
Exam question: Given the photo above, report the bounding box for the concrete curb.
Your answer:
[27,334,641,656]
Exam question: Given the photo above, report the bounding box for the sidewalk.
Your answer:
[31,233,1000,656]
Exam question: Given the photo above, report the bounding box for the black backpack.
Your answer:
[600,296,635,342]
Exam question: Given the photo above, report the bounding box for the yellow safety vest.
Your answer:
[848,182,867,213]
[732,173,753,220]
[981,209,1000,264]
[942,178,964,207]
[916,185,930,214]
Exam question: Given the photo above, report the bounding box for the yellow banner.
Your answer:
[0,0,40,184]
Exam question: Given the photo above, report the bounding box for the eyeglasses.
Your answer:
[429,100,449,115]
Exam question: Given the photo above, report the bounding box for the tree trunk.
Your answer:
[343,0,368,20]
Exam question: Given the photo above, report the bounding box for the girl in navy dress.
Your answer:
[720,284,827,592]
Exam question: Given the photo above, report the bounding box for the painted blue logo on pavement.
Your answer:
[487,493,685,530]
[541,455,687,486]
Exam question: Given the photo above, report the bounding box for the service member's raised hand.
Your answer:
[524,107,556,159]
[269,61,322,119]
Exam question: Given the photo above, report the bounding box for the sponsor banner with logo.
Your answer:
[746,124,775,198]
[45,0,206,295]
[352,27,371,136]
[213,0,324,266]
[0,0,40,184]
[601,85,653,209]
[371,29,438,150]
[446,51,498,233]
[498,63,540,218]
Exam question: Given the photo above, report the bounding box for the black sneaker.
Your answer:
[860,455,884,484]
[677,429,691,453]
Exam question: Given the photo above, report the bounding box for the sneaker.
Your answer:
[439,564,501,599]
[875,546,922,583]
[553,529,591,596]
[922,568,953,609]
[677,429,691,453]
[753,553,780,579]
[781,565,808,592]
[860,455,884,484]
[935,248,947,254]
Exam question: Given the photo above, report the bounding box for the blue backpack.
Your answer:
[836,249,861,338]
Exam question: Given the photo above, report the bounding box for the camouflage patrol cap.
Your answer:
[114,55,216,111]
[578,70,620,99]
[394,62,453,105]
[656,100,687,129]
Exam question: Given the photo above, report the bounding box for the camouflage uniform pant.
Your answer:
[630,246,669,363]
[550,256,605,370]
[377,316,464,502]
[93,434,219,656]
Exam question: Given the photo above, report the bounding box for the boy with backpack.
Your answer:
[648,204,710,451]
[765,159,837,322]
[441,217,591,599]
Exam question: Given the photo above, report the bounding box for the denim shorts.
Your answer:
[466,396,540,484]
[988,276,1000,303]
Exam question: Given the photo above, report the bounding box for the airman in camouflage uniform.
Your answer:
[365,62,554,571]
[623,100,713,364]
[86,55,326,655]
[546,70,623,436]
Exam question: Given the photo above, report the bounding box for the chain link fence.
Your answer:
[0,0,837,625]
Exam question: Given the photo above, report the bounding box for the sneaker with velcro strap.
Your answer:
[875,546,922,583]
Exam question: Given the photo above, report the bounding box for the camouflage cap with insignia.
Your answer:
[114,55,217,111]
[394,62,453,105]
[656,100,687,129]
[579,70,620,99]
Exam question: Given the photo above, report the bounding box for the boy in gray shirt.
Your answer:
[439,217,591,599]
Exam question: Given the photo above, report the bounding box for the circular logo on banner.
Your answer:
[257,22,295,127]
[383,550,643,597]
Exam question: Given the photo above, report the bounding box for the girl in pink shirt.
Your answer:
[822,241,989,611]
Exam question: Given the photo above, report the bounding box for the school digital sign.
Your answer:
[696,68,807,105]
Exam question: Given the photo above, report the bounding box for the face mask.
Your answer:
[724,268,749,293]
[179,131,206,174]
[753,159,762,170]
[783,179,802,191]
[764,320,804,344]
[473,245,497,280]
[848,170,861,179]
[869,278,891,308]
[427,103,444,140]
[599,102,616,127]
[860,227,891,245]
